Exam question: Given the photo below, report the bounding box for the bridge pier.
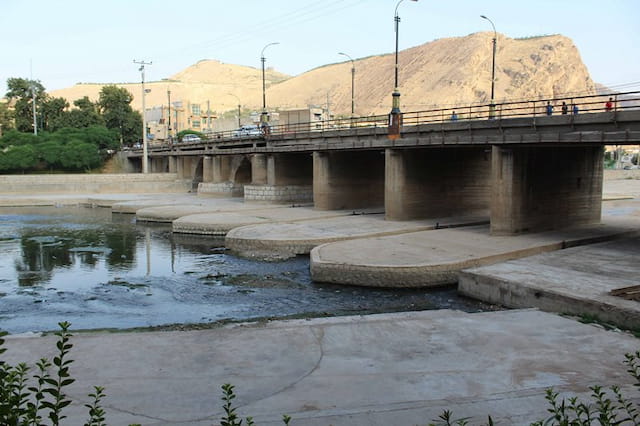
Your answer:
[168,156,177,174]
[245,153,313,203]
[313,151,385,210]
[490,145,603,235]
[202,156,213,183]
[385,148,491,220]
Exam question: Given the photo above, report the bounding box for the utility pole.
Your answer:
[167,89,172,140]
[134,59,152,174]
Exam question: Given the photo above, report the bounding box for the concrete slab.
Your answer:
[225,213,487,259]
[459,236,640,329]
[310,220,640,288]
[172,207,381,236]
[111,195,247,215]
[2,310,638,425]
[134,199,290,222]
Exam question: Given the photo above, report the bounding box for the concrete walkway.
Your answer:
[3,309,638,426]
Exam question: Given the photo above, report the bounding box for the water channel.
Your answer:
[0,206,499,334]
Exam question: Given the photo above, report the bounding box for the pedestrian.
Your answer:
[561,102,568,115]
[545,101,554,116]
[572,104,579,115]
[450,111,458,121]
[605,97,614,112]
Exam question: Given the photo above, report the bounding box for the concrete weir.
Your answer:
[310,222,639,288]
[172,206,378,236]
[225,214,488,259]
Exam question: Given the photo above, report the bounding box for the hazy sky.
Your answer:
[1,0,638,97]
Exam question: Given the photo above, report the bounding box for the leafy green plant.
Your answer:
[0,322,105,426]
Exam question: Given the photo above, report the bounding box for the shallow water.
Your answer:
[0,206,499,334]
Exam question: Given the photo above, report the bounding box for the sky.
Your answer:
[1,0,639,97]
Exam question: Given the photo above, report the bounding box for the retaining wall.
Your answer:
[244,184,313,203]
[0,173,191,194]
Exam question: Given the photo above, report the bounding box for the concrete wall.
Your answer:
[0,174,191,194]
[244,184,313,203]
[385,147,491,220]
[313,151,385,210]
[490,145,603,234]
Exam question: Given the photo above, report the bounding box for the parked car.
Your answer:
[182,134,202,143]
[232,125,262,138]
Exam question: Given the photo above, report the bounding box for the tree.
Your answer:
[40,96,69,131]
[59,139,101,171]
[5,78,46,133]
[62,96,104,129]
[0,145,38,172]
[97,85,141,146]
[0,101,13,134]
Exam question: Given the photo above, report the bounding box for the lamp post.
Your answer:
[228,93,242,128]
[338,52,355,117]
[134,59,152,173]
[261,42,279,129]
[480,15,497,119]
[389,0,418,139]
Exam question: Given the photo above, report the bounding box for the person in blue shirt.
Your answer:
[450,111,458,121]
[546,101,554,116]
[572,104,579,115]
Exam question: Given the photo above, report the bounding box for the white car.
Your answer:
[232,125,262,138]
[182,134,202,143]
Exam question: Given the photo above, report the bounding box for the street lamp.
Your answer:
[389,0,418,139]
[480,15,497,118]
[261,42,279,129]
[227,93,242,128]
[338,52,355,117]
[134,59,152,173]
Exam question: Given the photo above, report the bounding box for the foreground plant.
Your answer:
[0,322,106,426]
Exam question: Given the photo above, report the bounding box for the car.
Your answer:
[182,134,202,143]
[232,125,262,138]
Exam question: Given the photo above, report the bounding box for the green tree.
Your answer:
[61,96,104,129]
[0,101,13,134]
[5,78,46,133]
[0,145,38,172]
[40,96,69,132]
[59,140,101,171]
[36,140,63,169]
[0,129,38,148]
[97,85,141,146]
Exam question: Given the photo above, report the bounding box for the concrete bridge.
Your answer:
[124,100,640,236]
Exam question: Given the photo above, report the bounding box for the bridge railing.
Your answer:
[139,91,640,150]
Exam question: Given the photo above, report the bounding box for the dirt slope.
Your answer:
[50,32,595,117]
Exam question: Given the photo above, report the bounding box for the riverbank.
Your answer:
[3,309,638,425]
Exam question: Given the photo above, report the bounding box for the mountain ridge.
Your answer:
[49,32,595,118]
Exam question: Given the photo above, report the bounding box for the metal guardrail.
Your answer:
[136,91,640,150]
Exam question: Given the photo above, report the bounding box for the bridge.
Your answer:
[124,92,640,235]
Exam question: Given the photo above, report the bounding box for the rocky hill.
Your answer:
[50,32,595,117]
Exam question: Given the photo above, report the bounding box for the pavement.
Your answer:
[3,309,639,426]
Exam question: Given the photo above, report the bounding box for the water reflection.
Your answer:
[0,206,499,334]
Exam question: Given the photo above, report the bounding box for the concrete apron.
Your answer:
[459,236,640,329]
[310,220,640,288]
[171,207,383,236]
[225,214,488,259]
[2,310,638,425]
[134,200,289,223]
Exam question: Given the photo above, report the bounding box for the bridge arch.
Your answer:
[231,155,252,184]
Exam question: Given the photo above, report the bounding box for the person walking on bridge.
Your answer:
[545,101,554,116]
[605,97,614,112]
[561,102,568,115]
